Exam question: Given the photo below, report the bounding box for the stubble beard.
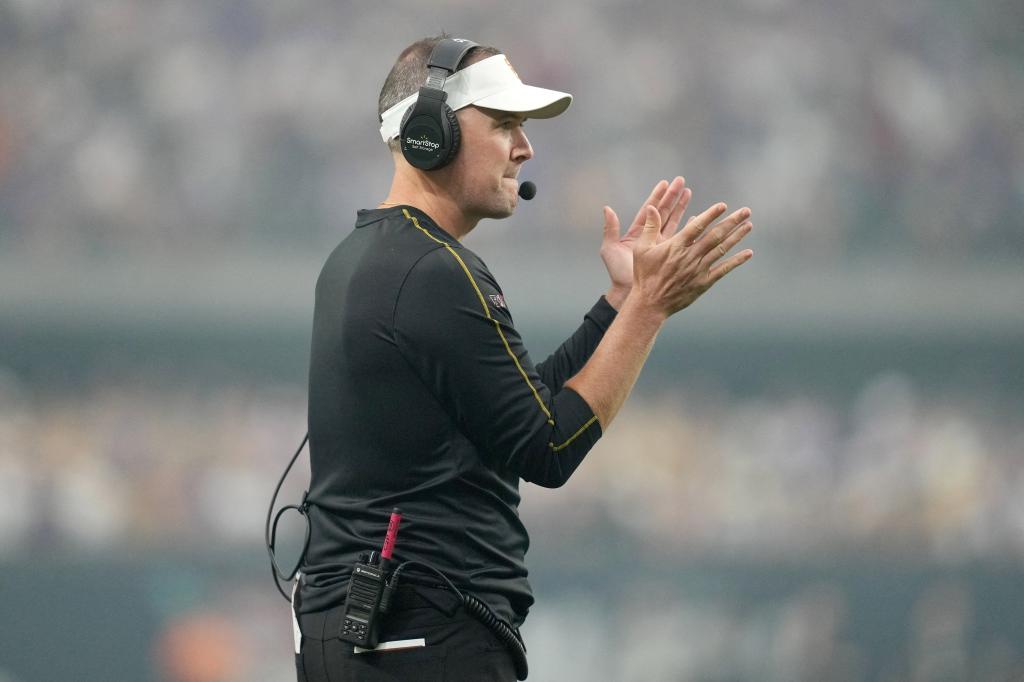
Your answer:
[461,178,517,221]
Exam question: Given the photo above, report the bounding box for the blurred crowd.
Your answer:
[1,371,1020,563]
[529,372,1024,565]
[1,0,1022,262]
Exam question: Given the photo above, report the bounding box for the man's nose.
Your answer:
[512,128,533,162]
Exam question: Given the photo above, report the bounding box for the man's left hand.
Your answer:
[601,176,691,309]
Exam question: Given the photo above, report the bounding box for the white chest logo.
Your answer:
[488,293,507,309]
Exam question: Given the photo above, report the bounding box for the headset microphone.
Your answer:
[518,181,536,200]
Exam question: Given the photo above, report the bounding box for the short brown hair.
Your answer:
[378,35,500,153]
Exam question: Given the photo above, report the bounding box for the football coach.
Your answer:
[291,34,754,681]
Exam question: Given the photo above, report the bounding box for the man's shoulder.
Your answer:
[402,241,476,288]
[318,207,496,298]
[398,238,513,322]
[322,209,448,269]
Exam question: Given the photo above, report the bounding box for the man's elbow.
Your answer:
[522,471,571,489]
[518,453,576,488]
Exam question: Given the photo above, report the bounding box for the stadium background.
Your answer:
[1,1,1022,680]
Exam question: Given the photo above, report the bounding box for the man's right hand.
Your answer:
[631,202,753,318]
[565,199,753,430]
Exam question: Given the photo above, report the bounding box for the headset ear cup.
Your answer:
[441,104,460,167]
[399,99,460,170]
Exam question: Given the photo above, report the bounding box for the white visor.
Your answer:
[378,54,572,142]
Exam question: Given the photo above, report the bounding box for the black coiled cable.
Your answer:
[463,593,529,681]
[387,560,529,680]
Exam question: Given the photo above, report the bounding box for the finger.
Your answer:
[687,205,750,247]
[677,202,728,246]
[656,177,685,214]
[692,207,752,259]
[636,205,663,249]
[655,176,686,229]
[662,187,691,238]
[707,248,754,284]
[627,179,669,232]
[702,220,753,266]
[602,206,621,247]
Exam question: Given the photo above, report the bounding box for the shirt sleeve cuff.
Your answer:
[588,296,619,332]
[549,387,603,453]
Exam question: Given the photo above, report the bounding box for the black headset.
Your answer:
[399,38,479,170]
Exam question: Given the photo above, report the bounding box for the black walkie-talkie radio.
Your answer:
[339,552,387,646]
[338,509,403,648]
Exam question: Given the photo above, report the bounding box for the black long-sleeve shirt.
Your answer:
[301,205,616,625]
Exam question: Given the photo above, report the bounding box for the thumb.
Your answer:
[636,205,662,249]
[602,206,620,245]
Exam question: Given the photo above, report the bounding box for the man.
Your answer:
[294,36,753,681]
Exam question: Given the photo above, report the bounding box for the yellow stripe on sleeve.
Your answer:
[549,415,598,452]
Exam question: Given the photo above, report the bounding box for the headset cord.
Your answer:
[265,433,311,601]
[384,560,529,681]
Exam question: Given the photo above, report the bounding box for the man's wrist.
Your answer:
[619,289,669,327]
[604,285,630,311]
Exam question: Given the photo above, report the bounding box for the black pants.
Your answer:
[294,586,518,682]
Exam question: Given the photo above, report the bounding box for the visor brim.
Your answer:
[471,84,572,119]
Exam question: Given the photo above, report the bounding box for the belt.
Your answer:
[295,584,459,640]
[387,583,461,616]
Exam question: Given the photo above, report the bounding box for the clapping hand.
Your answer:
[632,199,754,316]
[600,177,691,309]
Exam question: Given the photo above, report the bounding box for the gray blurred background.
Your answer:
[1,0,1023,680]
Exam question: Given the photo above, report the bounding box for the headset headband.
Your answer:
[424,38,479,90]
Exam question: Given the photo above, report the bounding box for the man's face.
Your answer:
[446,105,533,221]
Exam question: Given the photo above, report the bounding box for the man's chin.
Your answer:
[495,206,516,220]
[480,199,517,220]
[465,189,518,221]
